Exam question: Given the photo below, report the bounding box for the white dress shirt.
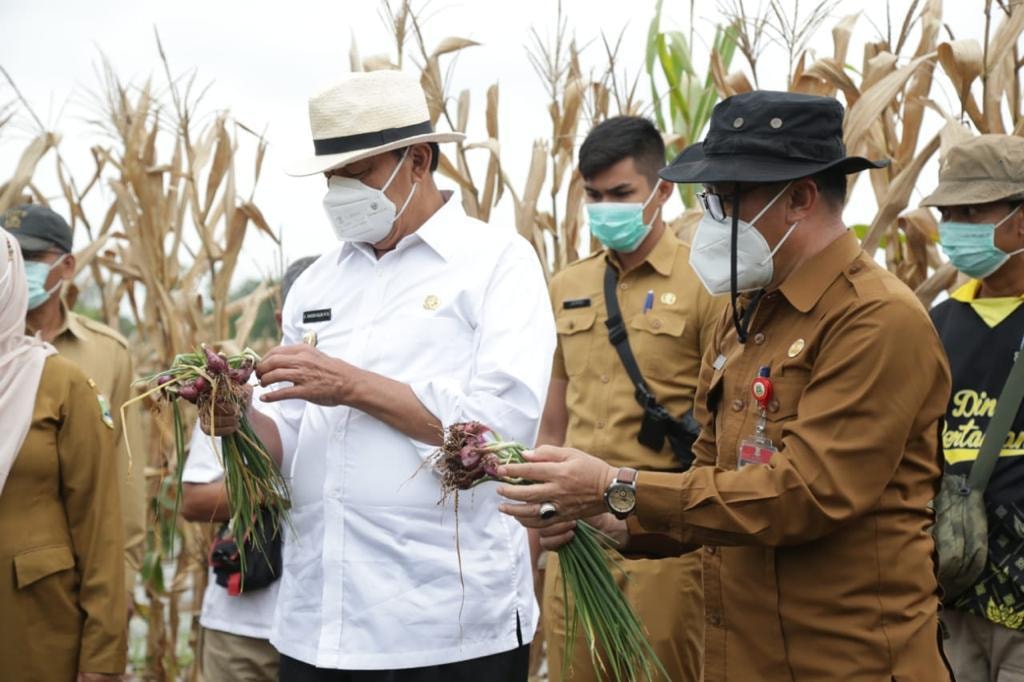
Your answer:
[264,195,555,670]
[181,418,281,640]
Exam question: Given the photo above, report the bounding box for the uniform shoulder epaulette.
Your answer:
[76,314,130,350]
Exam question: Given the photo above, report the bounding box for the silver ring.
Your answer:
[539,502,557,520]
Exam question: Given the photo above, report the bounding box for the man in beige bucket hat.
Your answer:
[204,69,556,681]
[924,134,1024,682]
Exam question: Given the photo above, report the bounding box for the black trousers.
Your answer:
[278,645,530,682]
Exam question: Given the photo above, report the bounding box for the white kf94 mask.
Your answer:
[322,148,418,244]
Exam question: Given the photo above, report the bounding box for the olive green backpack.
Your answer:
[933,349,1024,601]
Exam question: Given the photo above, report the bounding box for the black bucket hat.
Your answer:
[661,91,889,185]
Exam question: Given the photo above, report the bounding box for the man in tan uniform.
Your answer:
[499,92,953,681]
[538,116,722,680]
[2,204,146,600]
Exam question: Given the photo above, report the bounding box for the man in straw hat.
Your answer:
[204,70,555,681]
[496,91,953,680]
[923,134,1024,681]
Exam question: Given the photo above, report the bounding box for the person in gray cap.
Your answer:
[496,91,953,681]
[924,134,1024,681]
[0,203,147,614]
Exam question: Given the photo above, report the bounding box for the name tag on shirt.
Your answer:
[563,298,592,309]
[303,308,332,324]
[713,353,728,371]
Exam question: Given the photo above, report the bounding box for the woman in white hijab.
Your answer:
[0,227,128,681]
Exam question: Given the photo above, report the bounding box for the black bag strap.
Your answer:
[603,264,657,409]
[968,344,1024,491]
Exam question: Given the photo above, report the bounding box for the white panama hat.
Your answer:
[286,70,465,177]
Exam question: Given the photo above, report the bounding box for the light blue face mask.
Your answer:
[939,205,1023,279]
[24,255,66,310]
[586,184,661,253]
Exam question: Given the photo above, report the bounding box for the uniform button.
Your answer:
[600,374,610,383]
[769,398,780,413]
[596,420,606,429]
[568,321,575,330]
[705,546,717,555]
[708,611,722,627]
[731,399,745,412]
[753,332,766,345]
[651,319,662,330]
[619,282,629,291]
[848,262,862,274]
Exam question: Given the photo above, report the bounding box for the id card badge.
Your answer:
[738,366,778,468]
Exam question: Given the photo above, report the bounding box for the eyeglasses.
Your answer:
[696,190,733,222]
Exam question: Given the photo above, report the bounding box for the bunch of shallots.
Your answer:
[430,422,665,682]
[131,345,289,571]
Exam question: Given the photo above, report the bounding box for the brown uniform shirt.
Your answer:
[0,355,127,678]
[626,231,952,681]
[38,309,147,594]
[547,228,726,681]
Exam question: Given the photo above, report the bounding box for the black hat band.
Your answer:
[313,120,435,157]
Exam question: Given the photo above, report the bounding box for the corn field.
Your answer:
[1,0,1023,678]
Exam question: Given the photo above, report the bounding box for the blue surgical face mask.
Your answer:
[586,183,661,253]
[939,205,1023,279]
[24,254,66,310]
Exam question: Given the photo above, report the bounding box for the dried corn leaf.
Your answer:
[861,133,941,253]
[845,53,935,155]
[432,37,480,58]
[0,132,59,213]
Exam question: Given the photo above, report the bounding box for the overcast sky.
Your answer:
[0,0,1005,283]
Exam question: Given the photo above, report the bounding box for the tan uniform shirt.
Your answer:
[547,229,726,681]
[0,355,127,679]
[42,309,147,594]
[551,228,725,470]
[627,231,952,681]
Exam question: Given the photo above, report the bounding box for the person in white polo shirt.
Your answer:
[182,256,317,682]
[202,71,555,681]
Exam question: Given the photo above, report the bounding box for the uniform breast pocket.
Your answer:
[629,313,686,381]
[762,376,805,443]
[555,308,597,377]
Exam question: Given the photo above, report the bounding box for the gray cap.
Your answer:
[0,204,73,253]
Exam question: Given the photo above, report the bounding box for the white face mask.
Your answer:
[689,183,798,296]
[322,148,418,244]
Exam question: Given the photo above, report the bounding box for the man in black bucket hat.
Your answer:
[495,91,953,680]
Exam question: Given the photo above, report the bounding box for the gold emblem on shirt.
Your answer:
[660,292,677,305]
[787,339,805,358]
[423,295,440,311]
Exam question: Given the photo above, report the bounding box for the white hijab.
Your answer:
[0,228,56,496]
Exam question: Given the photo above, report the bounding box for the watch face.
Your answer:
[608,484,636,513]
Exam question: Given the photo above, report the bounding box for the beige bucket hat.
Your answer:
[921,134,1024,207]
[286,70,465,177]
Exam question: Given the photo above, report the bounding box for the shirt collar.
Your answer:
[778,230,863,313]
[605,225,679,276]
[337,190,460,264]
[408,190,459,262]
[26,303,83,340]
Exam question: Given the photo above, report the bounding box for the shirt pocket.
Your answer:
[14,544,75,589]
[762,375,806,444]
[555,307,597,377]
[629,313,687,382]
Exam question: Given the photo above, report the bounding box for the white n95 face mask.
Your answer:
[689,183,798,296]
[322,148,418,244]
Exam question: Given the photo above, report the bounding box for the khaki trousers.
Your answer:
[200,627,280,682]
[943,610,1024,682]
[543,550,703,682]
